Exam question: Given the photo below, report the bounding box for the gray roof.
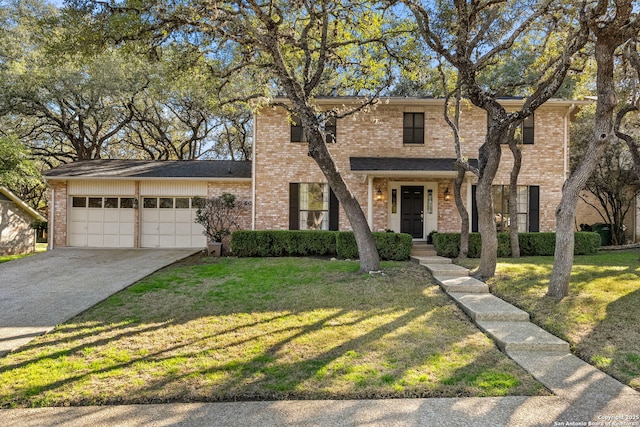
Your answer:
[44,160,252,179]
[350,157,479,172]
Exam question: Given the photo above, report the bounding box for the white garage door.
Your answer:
[141,197,206,248]
[69,196,135,247]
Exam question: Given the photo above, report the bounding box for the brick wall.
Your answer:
[50,181,68,248]
[254,100,571,234]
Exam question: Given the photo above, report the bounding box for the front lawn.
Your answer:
[0,257,546,407]
[458,249,640,391]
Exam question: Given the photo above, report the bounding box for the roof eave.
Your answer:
[0,187,46,221]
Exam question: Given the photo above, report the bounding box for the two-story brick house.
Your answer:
[254,97,583,240]
[44,97,585,248]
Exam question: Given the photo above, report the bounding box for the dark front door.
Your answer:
[401,186,424,238]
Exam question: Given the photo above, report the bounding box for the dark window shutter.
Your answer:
[522,114,534,144]
[529,185,540,232]
[289,183,299,230]
[329,188,339,231]
[291,115,304,142]
[471,185,478,232]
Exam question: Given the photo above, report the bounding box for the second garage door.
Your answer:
[141,197,206,248]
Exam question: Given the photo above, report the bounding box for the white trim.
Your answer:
[0,187,46,222]
[252,112,257,231]
[49,188,55,250]
[367,175,374,230]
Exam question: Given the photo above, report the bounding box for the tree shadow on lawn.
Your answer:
[489,250,640,391]
[0,258,545,406]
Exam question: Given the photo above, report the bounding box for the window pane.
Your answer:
[192,197,205,209]
[403,113,414,128]
[300,210,328,230]
[143,198,157,209]
[160,198,174,208]
[104,198,118,208]
[72,197,86,208]
[120,198,134,209]
[175,198,190,209]
[88,197,102,208]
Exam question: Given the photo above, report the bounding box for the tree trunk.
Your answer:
[507,124,522,257]
[453,163,469,259]
[307,133,381,273]
[475,140,501,279]
[549,34,621,298]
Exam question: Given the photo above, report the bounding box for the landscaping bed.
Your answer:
[0,257,546,407]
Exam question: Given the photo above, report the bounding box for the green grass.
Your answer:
[0,256,546,407]
[457,249,640,391]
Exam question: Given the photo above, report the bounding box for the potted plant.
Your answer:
[194,193,244,256]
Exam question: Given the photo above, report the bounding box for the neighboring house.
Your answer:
[576,191,639,244]
[45,97,586,249]
[0,186,46,255]
[44,160,251,249]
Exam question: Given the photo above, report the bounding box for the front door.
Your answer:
[401,186,424,238]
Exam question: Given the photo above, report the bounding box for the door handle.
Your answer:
[420,211,424,221]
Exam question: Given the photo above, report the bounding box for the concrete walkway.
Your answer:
[1,248,639,426]
[0,248,200,356]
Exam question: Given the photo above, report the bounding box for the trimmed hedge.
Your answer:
[432,232,601,258]
[231,230,413,261]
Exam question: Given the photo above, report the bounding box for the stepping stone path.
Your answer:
[411,242,570,356]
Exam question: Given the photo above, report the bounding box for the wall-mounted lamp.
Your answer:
[444,187,451,201]
[375,187,383,202]
[132,198,139,209]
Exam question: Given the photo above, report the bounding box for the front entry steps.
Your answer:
[417,253,570,356]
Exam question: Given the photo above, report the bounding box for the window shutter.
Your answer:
[471,185,478,232]
[329,188,339,231]
[289,183,299,230]
[522,114,534,144]
[529,185,540,232]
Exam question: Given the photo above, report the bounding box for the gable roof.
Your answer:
[0,187,46,222]
[44,160,252,180]
[350,157,478,177]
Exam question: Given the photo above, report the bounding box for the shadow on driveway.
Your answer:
[0,248,200,356]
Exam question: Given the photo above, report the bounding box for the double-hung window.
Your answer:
[290,114,337,143]
[289,183,339,230]
[403,112,424,144]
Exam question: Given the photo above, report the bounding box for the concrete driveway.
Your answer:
[0,248,200,356]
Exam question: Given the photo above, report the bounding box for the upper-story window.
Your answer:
[290,114,337,143]
[522,114,534,144]
[489,112,534,145]
[403,112,424,144]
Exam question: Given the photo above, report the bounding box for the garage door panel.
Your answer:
[70,210,87,222]
[159,223,175,234]
[120,211,134,222]
[87,222,104,234]
[175,210,192,222]
[158,210,175,222]
[159,235,176,247]
[87,234,103,247]
[103,222,120,234]
[120,223,134,234]
[103,210,120,222]
[103,234,121,247]
[120,235,134,247]
[174,235,192,247]
[143,210,159,222]
[69,234,87,246]
[175,222,192,235]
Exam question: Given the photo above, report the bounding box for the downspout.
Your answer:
[564,104,576,179]
[367,175,373,230]
[251,112,257,230]
[48,184,54,250]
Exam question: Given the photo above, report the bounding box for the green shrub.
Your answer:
[231,230,412,260]
[432,231,601,258]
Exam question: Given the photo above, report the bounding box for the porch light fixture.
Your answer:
[375,187,383,201]
[444,187,451,201]
[132,198,139,209]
